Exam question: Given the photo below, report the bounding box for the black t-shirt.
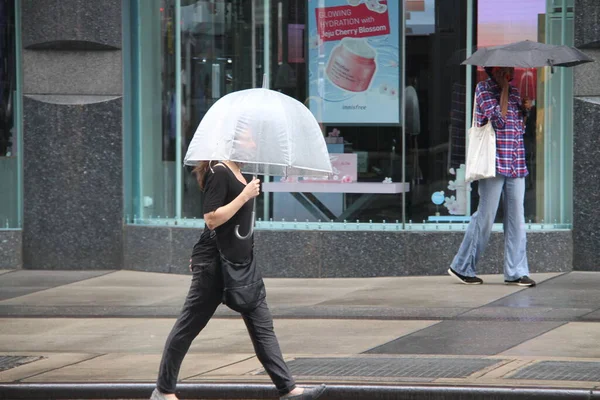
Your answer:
[190,226,218,265]
[200,164,254,263]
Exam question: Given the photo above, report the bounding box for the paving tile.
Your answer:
[265,306,469,320]
[0,318,182,353]
[270,320,437,355]
[458,307,593,321]
[490,272,600,309]
[317,273,560,309]
[579,310,600,321]
[0,304,467,320]
[0,286,187,307]
[68,270,191,288]
[190,320,436,355]
[0,355,42,372]
[0,353,98,383]
[0,305,185,318]
[501,322,600,358]
[187,356,263,378]
[365,320,565,356]
[0,318,435,356]
[0,270,114,301]
[0,271,192,307]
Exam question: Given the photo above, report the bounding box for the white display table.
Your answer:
[262,181,410,222]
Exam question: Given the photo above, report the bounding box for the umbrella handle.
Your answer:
[235,209,255,240]
[235,176,258,240]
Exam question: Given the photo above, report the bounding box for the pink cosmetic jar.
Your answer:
[326,37,377,92]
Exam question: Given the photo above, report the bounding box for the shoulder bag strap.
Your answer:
[471,96,478,128]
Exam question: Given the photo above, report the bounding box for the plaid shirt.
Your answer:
[475,78,528,178]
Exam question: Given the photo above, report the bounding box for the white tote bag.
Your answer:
[465,102,496,183]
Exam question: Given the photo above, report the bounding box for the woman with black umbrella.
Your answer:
[448,66,536,287]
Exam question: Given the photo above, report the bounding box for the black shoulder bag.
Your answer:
[220,251,266,314]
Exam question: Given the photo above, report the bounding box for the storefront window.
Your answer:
[126,0,573,231]
[404,0,469,225]
[128,0,266,225]
[128,0,177,222]
[180,0,267,220]
[263,0,406,226]
[404,0,573,228]
[0,0,20,229]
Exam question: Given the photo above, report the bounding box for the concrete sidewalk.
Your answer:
[1,269,600,398]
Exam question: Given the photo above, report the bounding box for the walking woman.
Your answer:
[151,160,326,400]
[448,66,536,287]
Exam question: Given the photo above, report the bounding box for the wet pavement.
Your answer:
[1,269,600,398]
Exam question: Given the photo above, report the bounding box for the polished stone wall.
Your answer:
[124,226,572,278]
[20,0,123,269]
[573,0,600,270]
[0,230,22,269]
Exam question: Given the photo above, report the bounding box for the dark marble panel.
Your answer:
[476,233,506,274]
[319,231,407,277]
[121,228,573,277]
[23,50,122,96]
[405,231,504,275]
[404,232,465,276]
[527,231,572,273]
[22,96,123,270]
[365,320,564,355]
[575,0,600,49]
[402,231,568,277]
[123,226,172,274]
[573,50,600,97]
[255,230,321,278]
[0,230,21,269]
[573,99,600,271]
[22,0,121,49]
[170,227,201,275]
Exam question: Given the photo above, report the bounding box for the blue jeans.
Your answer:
[451,175,529,281]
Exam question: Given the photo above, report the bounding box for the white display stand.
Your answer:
[264,182,410,222]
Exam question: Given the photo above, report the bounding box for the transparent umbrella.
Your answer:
[184,76,332,239]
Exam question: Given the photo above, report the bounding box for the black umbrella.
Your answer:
[462,40,594,70]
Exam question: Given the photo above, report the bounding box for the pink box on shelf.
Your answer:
[302,153,358,183]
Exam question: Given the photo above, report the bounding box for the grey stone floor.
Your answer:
[1,270,600,389]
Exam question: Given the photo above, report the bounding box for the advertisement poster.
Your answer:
[308,0,400,125]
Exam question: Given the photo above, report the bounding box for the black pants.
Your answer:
[156,258,296,396]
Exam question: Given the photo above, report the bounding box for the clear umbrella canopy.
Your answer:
[184,88,332,178]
